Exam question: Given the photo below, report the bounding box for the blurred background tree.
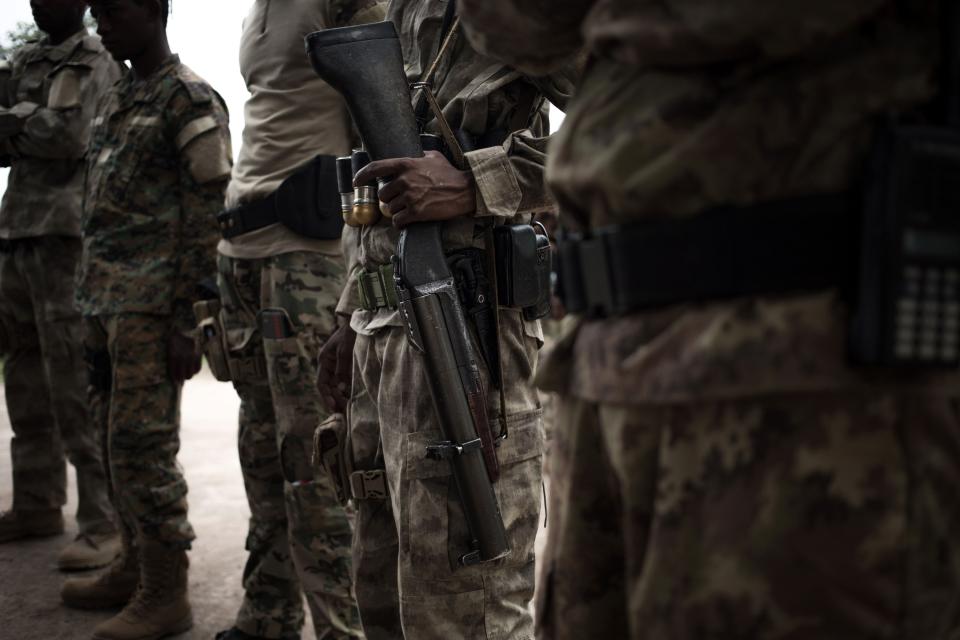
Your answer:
[0,14,95,59]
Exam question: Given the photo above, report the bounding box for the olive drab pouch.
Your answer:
[314,413,353,506]
[193,299,232,382]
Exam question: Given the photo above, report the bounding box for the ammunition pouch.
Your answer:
[84,347,112,393]
[493,224,552,320]
[313,413,387,504]
[218,155,343,240]
[193,299,233,382]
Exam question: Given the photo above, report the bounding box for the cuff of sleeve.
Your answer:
[336,265,363,319]
[465,145,522,218]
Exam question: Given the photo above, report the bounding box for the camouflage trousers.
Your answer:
[348,310,544,639]
[537,391,960,640]
[0,236,113,534]
[217,252,360,640]
[85,313,194,547]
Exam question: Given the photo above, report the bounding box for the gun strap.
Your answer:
[413,0,461,126]
[484,223,509,443]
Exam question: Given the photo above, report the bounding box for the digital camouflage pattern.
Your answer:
[0,29,120,238]
[76,54,230,334]
[84,313,194,548]
[538,393,960,639]
[0,236,113,534]
[348,311,544,640]
[217,251,360,639]
[456,1,960,638]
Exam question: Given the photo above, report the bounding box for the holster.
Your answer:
[313,413,387,504]
[193,299,232,382]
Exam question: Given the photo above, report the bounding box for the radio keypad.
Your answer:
[894,266,960,363]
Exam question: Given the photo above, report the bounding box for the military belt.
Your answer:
[349,469,387,500]
[358,264,399,311]
[228,355,268,382]
[218,196,278,239]
[558,194,856,318]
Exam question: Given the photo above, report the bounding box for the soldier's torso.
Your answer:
[78,57,220,315]
[0,32,112,238]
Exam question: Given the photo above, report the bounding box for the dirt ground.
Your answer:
[0,370,320,640]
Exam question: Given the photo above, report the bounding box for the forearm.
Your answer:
[172,186,224,333]
[1,103,87,158]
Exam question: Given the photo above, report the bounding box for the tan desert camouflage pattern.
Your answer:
[538,392,960,639]
[0,236,113,533]
[340,0,574,335]
[348,311,543,639]
[85,314,194,548]
[0,29,120,239]
[217,252,360,639]
[76,54,229,334]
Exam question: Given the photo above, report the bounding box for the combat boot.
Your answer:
[61,531,138,609]
[92,540,192,640]
[0,508,64,542]
[57,530,122,571]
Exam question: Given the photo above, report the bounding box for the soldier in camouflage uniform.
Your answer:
[459,1,960,638]
[211,3,385,639]
[0,0,121,571]
[58,1,231,639]
[316,3,574,637]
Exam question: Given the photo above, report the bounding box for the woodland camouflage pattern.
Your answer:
[0,29,120,238]
[0,237,113,533]
[76,54,229,334]
[218,252,360,639]
[0,29,119,534]
[458,1,960,638]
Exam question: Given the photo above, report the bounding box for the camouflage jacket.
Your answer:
[0,29,121,239]
[339,0,575,335]
[459,0,959,403]
[76,55,231,333]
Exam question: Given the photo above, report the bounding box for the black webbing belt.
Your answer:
[218,196,278,239]
[557,194,858,318]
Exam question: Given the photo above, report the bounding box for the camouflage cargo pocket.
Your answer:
[401,409,544,574]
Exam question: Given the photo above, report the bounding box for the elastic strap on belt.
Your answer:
[228,355,268,381]
[558,193,857,318]
[358,264,398,311]
[218,196,278,239]
[350,470,387,500]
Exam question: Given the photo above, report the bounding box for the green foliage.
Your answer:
[0,14,96,60]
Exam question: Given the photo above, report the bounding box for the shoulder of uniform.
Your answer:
[80,34,106,54]
[172,64,217,106]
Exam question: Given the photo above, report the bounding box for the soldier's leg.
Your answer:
[534,397,632,640]
[371,311,543,640]
[26,237,115,536]
[0,243,65,537]
[593,392,960,639]
[219,254,305,640]
[348,332,402,639]
[261,251,359,639]
[104,313,194,548]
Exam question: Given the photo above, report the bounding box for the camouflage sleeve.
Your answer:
[0,53,120,159]
[457,0,591,74]
[328,0,387,27]
[335,225,363,319]
[169,89,232,334]
[467,69,577,220]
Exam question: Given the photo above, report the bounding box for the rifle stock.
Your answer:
[306,21,510,565]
